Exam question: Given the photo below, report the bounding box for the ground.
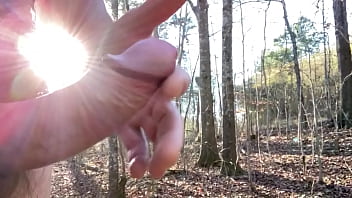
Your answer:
[51,129,352,198]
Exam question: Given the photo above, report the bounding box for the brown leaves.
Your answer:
[51,129,352,197]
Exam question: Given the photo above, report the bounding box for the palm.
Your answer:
[37,0,188,178]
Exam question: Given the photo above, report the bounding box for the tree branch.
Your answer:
[187,0,199,20]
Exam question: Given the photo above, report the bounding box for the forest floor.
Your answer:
[51,128,352,198]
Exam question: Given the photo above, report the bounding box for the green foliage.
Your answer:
[265,48,294,67]
[274,16,324,57]
[169,14,196,32]
[254,49,339,87]
[294,17,323,55]
[253,16,335,88]
[249,14,339,120]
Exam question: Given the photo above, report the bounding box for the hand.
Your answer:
[35,0,186,54]
[36,0,189,178]
[103,38,190,178]
[103,0,186,54]
[92,0,188,178]
[35,0,113,53]
[102,1,188,178]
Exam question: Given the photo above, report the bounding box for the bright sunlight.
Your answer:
[17,22,88,92]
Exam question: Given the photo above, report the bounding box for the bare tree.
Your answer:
[188,0,220,167]
[333,0,352,128]
[280,0,307,130]
[321,0,333,121]
[108,136,119,198]
[106,1,126,197]
[221,0,243,176]
[238,0,253,190]
[123,0,130,12]
[258,0,272,168]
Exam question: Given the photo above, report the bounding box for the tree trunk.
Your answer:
[108,136,119,198]
[333,0,352,128]
[175,7,189,111]
[110,0,119,20]
[107,1,126,197]
[184,57,199,135]
[123,0,130,12]
[117,140,127,198]
[220,0,242,176]
[195,88,200,142]
[322,0,333,121]
[239,0,253,190]
[189,0,220,167]
[281,0,307,128]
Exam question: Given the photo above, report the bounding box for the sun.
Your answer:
[17,22,89,92]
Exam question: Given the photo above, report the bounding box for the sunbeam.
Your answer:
[17,21,89,92]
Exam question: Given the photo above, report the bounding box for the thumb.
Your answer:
[105,0,186,53]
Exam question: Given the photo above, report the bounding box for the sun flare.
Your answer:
[17,22,88,92]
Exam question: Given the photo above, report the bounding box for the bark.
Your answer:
[333,0,352,128]
[108,136,119,198]
[196,84,200,141]
[107,1,126,197]
[239,0,253,190]
[175,7,189,111]
[190,0,220,167]
[184,57,199,133]
[124,0,130,12]
[322,0,333,121]
[281,0,307,128]
[110,0,119,20]
[117,140,127,198]
[220,0,241,176]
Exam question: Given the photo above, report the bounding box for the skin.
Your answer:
[0,0,189,195]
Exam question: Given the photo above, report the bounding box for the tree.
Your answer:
[188,0,220,167]
[333,0,352,127]
[168,6,196,111]
[280,0,307,132]
[107,136,119,198]
[220,0,242,176]
[109,0,120,19]
[105,1,127,197]
[274,16,322,57]
[265,48,294,67]
[321,0,333,121]
[293,17,322,56]
[270,15,324,125]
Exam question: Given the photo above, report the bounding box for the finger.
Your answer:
[140,116,158,142]
[118,0,186,34]
[116,126,149,179]
[106,0,186,53]
[161,67,191,99]
[148,102,184,178]
[128,67,190,135]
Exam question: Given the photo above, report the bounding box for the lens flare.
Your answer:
[17,22,88,92]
